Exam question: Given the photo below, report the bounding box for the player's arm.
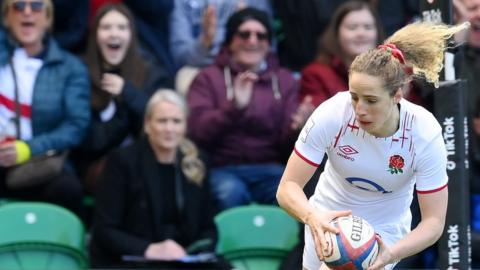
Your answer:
[369,187,448,269]
[277,150,351,260]
[276,150,318,223]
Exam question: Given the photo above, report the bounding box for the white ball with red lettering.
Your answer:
[323,215,379,270]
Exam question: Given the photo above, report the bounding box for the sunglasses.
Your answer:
[236,30,269,41]
[11,1,45,13]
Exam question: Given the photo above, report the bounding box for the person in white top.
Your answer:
[276,21,470,270]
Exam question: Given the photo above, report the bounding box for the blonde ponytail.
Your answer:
[350,22,470,94]
[180,139,206,186]
[386,21,470,87]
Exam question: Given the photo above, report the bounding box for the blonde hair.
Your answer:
[2,0,54,29]
[145,89,205,185]
[350,22,470,94]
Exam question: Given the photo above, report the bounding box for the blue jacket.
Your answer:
[0,33,90,156]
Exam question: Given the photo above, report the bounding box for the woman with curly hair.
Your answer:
[277,21,470,270]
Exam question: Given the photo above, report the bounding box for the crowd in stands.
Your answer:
[0,0,479,268]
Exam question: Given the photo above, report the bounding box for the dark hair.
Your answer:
[85,3,146,111]
[224,7,272,46]
[316,0,384,65]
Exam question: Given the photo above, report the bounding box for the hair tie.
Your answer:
[378,43,412,75]
[378,44,406,65]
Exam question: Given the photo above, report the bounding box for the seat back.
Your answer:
[0,202,88,269]
[215,204,299,256]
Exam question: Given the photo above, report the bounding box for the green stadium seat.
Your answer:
[0,202,88,270]
[215,204,299,270]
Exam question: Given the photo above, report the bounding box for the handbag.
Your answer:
[6,150,68,189]
[5,57,67,189]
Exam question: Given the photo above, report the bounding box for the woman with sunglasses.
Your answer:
[188,8,302,212]
[0,0,90,216]
[276,21,469,270]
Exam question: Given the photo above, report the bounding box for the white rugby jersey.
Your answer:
[295,91,448,239]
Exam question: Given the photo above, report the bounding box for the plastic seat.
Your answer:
[215,204,299,270]
[0,202,88,270]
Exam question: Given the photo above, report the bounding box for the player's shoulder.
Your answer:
[310,91,350,123]
[316,91,350,112]
[401,98,441,141]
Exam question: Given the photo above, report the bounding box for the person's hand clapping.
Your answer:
[291,95,315,130]
[236,0,247,11]
[305,209,352,261]
[453,0,471,23]
[101,73,125,96]
[452,0,471,44]
[233,71,258,109]
[144,239,187,261]
[201,5,217,50]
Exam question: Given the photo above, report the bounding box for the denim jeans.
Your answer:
[209,164,284,211]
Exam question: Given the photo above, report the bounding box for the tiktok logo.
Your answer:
[345,177,392,194]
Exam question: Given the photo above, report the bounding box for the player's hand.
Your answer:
[144,239,187,260]
[305,209,352,261]
[367,234,394,270]
[101,73,125,96]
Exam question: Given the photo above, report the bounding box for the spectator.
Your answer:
[374,0,420,36]
[0,0,90,216]
[124,0,176,75]
[300,0,383,108]
[273,0,419,72]
[273,0,349,72]
[73,3,172,192]
[170,0,272,69]
[52,0,89,54]
[188,8,303,211]
[89,0,122,23]
[90,90,216,267]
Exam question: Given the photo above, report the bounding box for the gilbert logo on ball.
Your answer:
[324,215,379,270]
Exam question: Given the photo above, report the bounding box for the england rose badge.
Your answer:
[387,155,404,174]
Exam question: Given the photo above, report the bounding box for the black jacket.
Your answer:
[89,137,216,267]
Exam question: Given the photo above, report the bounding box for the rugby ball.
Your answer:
[323,215,379,270]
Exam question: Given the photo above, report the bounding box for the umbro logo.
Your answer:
[337,145,358,161]
[339,145,358,155]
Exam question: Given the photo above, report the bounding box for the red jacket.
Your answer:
[300,58,348,107]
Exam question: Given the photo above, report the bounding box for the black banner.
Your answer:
[434,80,471,269]
[420,0,452,25]
[420,1,471,268]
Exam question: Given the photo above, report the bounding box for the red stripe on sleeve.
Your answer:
[417,183,448,194]
[294,147,319,167]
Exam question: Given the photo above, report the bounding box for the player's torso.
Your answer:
[325,111,418,195]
